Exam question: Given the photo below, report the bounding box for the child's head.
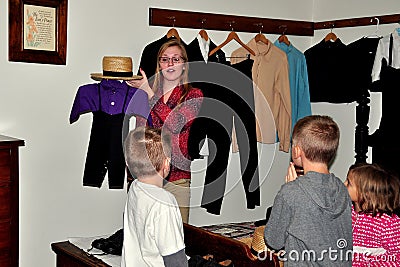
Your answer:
[291,115,339,165]
[346,163,400,217]
[124,126,171,178]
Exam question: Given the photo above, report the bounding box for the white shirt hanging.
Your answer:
[196,34,210,63]
[371,29,400,82]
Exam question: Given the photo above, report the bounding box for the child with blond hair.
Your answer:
[121,126,187,267]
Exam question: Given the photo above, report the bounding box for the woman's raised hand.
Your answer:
[126,68,154,99]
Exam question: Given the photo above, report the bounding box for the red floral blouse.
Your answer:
[149,85,203,182]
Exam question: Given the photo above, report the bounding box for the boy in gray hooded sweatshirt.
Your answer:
[264,115,352,266]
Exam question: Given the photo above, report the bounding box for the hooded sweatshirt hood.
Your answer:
[296,171,349,219]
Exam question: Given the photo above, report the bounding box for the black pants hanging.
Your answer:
[189,59,260,215]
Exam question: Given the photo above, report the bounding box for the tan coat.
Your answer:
[231,38,292,152]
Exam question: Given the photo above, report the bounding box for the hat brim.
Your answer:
[90,73,143,81]
[237,237,258,259]
[237,237,252,247]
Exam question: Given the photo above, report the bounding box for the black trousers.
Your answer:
[189,59,260,215]
[83,111,129,189]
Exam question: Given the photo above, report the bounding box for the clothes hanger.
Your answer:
[167,28,180,40]
[254,24,269,45]
[209,22,256,57]
[278,34,290,45]
[366,17,382,38]
[198,19,209,41]
[277,25,290,45]
[324,24,337,42]
[166,17,180,41]
[199,30,209,41]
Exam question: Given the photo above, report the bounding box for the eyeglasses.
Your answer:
[159,56,184,64]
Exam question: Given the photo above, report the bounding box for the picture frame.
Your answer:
[9,0,67,65]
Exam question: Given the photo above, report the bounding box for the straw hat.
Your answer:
[251,226,267,256]
[238,226,267,259]
[90,56,142,81]
[239,225,284,267]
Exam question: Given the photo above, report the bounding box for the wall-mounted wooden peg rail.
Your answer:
[149,8,314,36]
[149,7,400,36]
[314,14,400,30]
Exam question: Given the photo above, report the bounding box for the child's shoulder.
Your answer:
[380,212,400,223]
[137,183,178,207]
[278,179,303,195]
[154,186,179,205]
[358,212,400,226]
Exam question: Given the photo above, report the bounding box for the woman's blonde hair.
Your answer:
[348,163,400,217]
[152,39,191,104]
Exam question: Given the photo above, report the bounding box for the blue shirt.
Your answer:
[274,41,312,132]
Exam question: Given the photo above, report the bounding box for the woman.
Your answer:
[128,39,203,223]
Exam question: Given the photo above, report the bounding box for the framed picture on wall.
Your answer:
[9,0,67,65]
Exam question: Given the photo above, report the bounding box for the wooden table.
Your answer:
[51,241,111,267]
[52,223,281,267]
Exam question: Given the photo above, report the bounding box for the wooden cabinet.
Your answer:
[52,241,111,267]
[0,135,24,267]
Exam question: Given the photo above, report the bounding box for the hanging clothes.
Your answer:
[186,35,226,160]
[186,34,220,65]
[347,36,381,163]
[231,38,292,153]
[347,36,381,93]
[187,39,260,215]
[274,41,312,132]
[369,33,400,177]
[304,38,361,103]
[192,34,211,62]
[70,79,151,189]
[371,30,400,82]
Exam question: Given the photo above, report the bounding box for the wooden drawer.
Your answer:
[0,167,10,182]
[0,150,10,167]
[0,248,10,267]
[0,220,11,250]
[0,186,10,220]
[0,150,11,182]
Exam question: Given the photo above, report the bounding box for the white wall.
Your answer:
[0,0,399,266]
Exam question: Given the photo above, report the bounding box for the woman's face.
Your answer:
[159,45,185,83]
